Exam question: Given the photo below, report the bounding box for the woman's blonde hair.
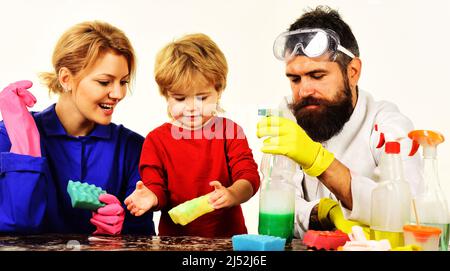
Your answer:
[154,33,228,97]
[40,20,136,94]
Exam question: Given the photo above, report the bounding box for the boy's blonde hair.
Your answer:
[40,21,136,94]
[154,33,228,97]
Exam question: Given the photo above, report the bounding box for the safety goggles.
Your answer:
[273,28,355,61]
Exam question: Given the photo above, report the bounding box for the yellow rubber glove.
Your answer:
[318,198,370,239]
[256,116,335,177]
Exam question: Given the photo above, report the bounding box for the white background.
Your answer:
[1,0,449,234]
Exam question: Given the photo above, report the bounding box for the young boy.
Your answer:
[124,33,260,237]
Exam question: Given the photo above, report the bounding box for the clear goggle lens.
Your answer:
[273,28,355,61]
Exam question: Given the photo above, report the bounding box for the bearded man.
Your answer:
[257,6,422,239]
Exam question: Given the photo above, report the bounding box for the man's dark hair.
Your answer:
[288,6,359,74]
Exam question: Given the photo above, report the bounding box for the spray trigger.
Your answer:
[374,124,385,149]
[408,140,420,156]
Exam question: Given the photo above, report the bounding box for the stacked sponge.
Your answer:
[232,234,286,251]
[303,230,349,250]
[67,180,106,211]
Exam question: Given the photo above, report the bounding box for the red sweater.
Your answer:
[139,117,260,237]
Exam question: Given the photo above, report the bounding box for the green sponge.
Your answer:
[67,180,106,211]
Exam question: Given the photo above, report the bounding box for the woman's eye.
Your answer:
[174,97,185,101]
[120,81,129,86]
[97,81,110,86]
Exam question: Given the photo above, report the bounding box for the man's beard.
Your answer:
[288,80,355,142]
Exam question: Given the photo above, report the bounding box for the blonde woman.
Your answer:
[0,21,154,235]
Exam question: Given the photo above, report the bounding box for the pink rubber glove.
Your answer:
[90,194,125,235]
[0,80,41,157]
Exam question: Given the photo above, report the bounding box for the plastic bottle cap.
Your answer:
[403,224,441,237]
[385,142,400,154]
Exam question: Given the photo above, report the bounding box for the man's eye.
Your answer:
[290,77,300,83]
[311,74,324,79]
[174,97,185,101]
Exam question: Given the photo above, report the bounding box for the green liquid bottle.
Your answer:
[257,109,296,244]
[258,154,296,243]
[259,211,294,243]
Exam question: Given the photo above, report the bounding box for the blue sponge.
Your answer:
[232,234,286,251]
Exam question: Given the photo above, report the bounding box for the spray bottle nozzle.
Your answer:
[374,124,407,149]
[374,124,386,149]
[385,141,400,154]
[408,130,445,157]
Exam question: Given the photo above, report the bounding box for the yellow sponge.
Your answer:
[168,194,214,226]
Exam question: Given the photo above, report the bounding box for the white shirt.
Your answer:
[279,89,422,238]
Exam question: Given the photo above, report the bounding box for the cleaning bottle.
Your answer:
[257,108,296,243]
[370,141,412,248]
[408,130,449,251]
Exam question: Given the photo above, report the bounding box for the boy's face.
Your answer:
[167,75,220,130]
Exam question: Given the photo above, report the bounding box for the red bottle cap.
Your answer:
[385,141,400,154]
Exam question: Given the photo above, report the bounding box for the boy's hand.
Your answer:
[208,181,238,209]
[124,181,158,216]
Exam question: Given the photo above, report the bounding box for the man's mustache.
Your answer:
[290,96,333,111]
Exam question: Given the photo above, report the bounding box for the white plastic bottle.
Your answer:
[370,141,412,248]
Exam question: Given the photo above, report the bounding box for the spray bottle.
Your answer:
[257,109,296,243]
[370,141,412,248]
[408,130,449,251]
